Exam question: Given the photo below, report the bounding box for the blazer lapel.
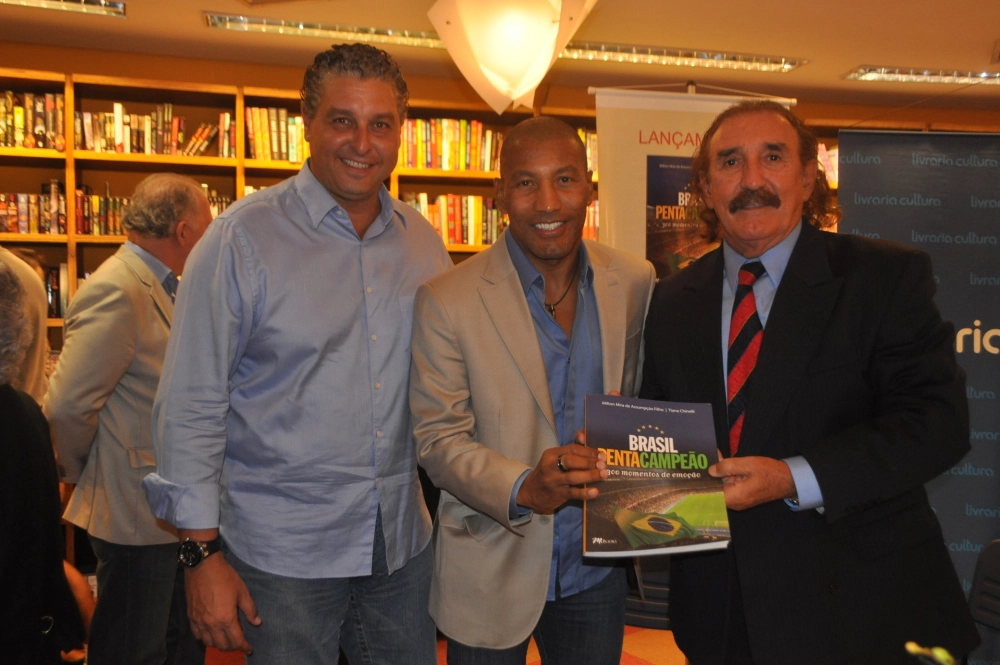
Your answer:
[589,242,626,393]
[679,251,729,454]
[478,241,557,436]
[116,245,173,325]
[738,224,843,456]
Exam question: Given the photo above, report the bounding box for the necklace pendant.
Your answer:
[546,304,556,316]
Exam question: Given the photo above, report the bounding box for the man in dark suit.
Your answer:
[640,100,979,665]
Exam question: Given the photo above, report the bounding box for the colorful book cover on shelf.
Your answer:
[54,93,65,152]
[0,194,8,232]
[583,394,730,558]
[34,94,48,148]
[13,104,25,148]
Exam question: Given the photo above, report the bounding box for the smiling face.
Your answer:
[700,111,817,258]
[303,74,401,224]
[496,135,592,270]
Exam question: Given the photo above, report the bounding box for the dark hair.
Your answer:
[689,100,841,242]
[121,173,204,239]
[499,116,588,176]
[301,43,409,121]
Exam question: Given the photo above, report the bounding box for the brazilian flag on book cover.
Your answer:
[612,506,698,549]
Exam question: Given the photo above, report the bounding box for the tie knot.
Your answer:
[739,261,766,285]
[163,273,179,303]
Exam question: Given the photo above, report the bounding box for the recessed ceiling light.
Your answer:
[561,42,803,72]
[0,0,124,17]
[845,66,1000,85]
[204,13,805,73]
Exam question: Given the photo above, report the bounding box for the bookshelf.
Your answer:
[0,68,602,316]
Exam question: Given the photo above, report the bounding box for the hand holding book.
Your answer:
[708,456,796,511]
[515,443,608,515]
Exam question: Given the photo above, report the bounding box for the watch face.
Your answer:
[178,540,205,568]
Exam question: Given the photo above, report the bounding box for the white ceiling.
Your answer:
[2,0,999,111]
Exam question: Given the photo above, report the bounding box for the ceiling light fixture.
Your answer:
[204,11,805,112]
[428,0,597,114]
[562,42,802,72]
[845,66,1000,85]
[204,13,443,49]
[0,0,124,17]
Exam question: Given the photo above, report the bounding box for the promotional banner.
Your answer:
[839,130,1000,661]
[594,89,792,268]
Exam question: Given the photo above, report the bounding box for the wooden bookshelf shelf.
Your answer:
[0,146,66,160]
[395,168,499,180]
[73,151,237,168]
[0,233,69,243]
[74,235,127,244]
[446,244,489,254]
[244,159,303,171]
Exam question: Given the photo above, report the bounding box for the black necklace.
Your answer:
[545,265,579,316]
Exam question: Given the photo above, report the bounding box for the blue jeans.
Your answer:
[226,510,437,665]
[87,536,204,665]
[447,566,627,665]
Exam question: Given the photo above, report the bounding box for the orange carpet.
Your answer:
[206,627,687,665]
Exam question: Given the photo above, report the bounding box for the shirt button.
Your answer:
[376,430,382,437]
[371,334,377,341]
[374,382,381,389]
[366,286,372,293]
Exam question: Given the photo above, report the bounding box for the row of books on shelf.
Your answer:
[75,103,234,157]
[402,192,505,246]
[245,107,308,163]
[398,118,503,172]
[577,128,598,176]
[1,181,66,234]
[1,90,66,150]
[45,263,69,318]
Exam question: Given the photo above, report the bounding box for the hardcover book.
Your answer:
[583,394,730,557]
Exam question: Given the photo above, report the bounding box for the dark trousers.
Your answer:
[447,567,628,665]
[88,536,204,665]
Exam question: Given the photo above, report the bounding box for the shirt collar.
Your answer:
[294,159,401,234]
[504,230,594,296]
[723,220,802,293]
[125,240,173,285]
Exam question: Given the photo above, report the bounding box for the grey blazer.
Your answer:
[44,245,178,545]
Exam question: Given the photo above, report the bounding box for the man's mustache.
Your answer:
[728,188,781,214]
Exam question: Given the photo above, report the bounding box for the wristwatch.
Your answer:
[178,537,222,568]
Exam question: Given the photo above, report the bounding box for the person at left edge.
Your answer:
[44,173,211,665]
[143,43,450,665]
[410,116,656,664]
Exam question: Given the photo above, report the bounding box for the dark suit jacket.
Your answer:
[640,222,979,665]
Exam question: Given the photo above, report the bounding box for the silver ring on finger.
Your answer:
[556,454,568,473]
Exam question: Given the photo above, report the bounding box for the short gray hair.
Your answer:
[122,173,204,239]
[0,261,31,386]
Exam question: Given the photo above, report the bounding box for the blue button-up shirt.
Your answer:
[505,232,612,600]
[143,163,452,578]
[721,221,823,510]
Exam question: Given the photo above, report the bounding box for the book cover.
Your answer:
[54,93,65,151]
[583,394,730,557]
[35,95,48,148]
[13,105,24,147]
[113,102,124,152]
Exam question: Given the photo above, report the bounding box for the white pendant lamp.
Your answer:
[428,0,597,115]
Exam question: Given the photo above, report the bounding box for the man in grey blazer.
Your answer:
[410,117,656,664]
[44,173,210,665]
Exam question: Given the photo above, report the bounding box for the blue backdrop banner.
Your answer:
[839,130,1000,662]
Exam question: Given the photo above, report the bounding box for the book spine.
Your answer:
[170,115,180,155]
[55,93,65,151]
[113,102,124,152]
[144,115,152,155]
[13,105,24,147]
[245,107,255,159]
[268,108,279,160]
[278,108,288,161]
[197,125,219,156]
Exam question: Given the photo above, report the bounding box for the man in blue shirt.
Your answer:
[143,45,450,664]
[410,117,656,664]
[46,173,211,665]
[640,100,978,664]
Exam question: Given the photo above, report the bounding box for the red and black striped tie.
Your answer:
[727,261,766,456]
